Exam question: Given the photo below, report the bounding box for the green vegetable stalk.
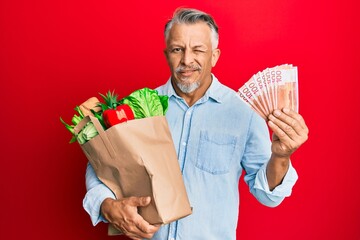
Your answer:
[76,122,99,144]
[60,105,99,144]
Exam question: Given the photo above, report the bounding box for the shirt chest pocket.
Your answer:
[196,131,238,175]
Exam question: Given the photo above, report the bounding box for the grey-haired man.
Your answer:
[83,8,308,240]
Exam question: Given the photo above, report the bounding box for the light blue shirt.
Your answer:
[83,75,298,240]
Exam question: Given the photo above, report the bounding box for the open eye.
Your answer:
[171,47,182,53]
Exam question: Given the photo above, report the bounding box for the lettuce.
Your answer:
[120,88,168,119]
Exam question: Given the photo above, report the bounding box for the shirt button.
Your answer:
[182,142,187,146]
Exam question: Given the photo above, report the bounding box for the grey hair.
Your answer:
[164,8,219,49]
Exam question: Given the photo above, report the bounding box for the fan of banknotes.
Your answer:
[237,64,298,119]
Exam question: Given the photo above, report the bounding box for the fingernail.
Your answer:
[274,110,281,117]
[283,108,290,113]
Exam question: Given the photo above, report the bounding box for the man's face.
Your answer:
[164,22,220,94]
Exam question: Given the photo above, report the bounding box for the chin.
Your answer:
[176,80,200,94]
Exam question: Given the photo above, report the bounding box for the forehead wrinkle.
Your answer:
[167,23,212,49]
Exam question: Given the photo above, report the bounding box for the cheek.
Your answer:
[200,57,213,70]
[167,57,180,69]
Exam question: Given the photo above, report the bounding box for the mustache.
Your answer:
[175,65,202,73]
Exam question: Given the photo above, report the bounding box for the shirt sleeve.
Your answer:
[251,160,298,207]
[241,112,298,207]
[83,162,116,225]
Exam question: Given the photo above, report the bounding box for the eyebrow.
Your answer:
[167,43,208,50]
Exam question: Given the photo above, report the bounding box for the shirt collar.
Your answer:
[162,74,223,104]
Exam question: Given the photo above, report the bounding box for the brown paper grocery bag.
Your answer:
[75,115,192,235]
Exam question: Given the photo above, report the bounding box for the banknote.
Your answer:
[275,65,298,112]
[253,72,271,115]
[237,64,298,120]
[238,84,267,119]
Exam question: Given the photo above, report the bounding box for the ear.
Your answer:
[211,48,221,67]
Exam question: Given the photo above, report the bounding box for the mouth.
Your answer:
[178,69,196,77]
[175,65,201,81]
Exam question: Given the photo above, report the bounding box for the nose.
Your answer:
[181,49,194,66]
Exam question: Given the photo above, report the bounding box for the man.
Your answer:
[83,8,308,240]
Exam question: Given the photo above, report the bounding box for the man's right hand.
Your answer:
[101,196,160,240]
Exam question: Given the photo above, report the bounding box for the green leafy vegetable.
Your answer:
[120,88,168,119]
[61,88,169,144]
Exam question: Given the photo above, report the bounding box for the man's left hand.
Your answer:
[268,108,309,159]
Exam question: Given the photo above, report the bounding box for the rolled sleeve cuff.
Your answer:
[253,160,298,205]
[83,185,116,226]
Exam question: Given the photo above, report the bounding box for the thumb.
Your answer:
[130,196,151,207]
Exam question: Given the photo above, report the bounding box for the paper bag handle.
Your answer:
[90,116,117,159]
[74,115,116,159]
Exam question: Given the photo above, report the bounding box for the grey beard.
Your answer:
[176,80,200,94]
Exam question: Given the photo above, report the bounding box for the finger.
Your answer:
[126,196,151,207]
[272,109,307,137]
[126,222,157,239]
[136,219,161,234]
[268,119,295,144]
[281,108,309,134]
[129,237,142,240]
[121,208,158,238]
[123,229,144,240]
[268,121,299,157]
[119,221,154,240]
[268,113,299,141]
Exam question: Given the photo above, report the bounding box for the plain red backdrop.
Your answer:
[1,0,359,239]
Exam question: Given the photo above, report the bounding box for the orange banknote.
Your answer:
[237,64,298,120]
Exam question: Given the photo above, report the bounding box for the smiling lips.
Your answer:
[176,65,201,78]
[179,69,196,77]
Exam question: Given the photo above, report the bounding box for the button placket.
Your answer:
[178,107,193,172]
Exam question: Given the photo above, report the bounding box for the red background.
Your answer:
[1,0,359,239]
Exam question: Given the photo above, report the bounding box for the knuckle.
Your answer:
[121,198,131,206]
[295,114,303,121]
[290,119,298,128]
[285,125,293,132]
[278,131,286,138]
[127,225,138,234]
[138,225,148,233]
